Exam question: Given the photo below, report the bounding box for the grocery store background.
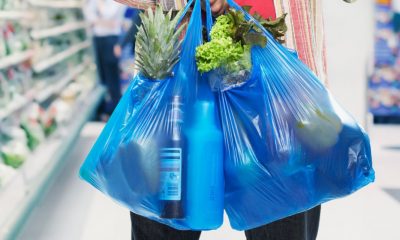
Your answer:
[1,0,400,240]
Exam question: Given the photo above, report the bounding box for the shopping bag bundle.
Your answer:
[80,0,375,231]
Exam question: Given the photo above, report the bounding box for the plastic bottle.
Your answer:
[186,99,224,229]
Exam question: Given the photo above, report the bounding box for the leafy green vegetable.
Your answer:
[196,37,245,73]
[196,8,288,75]
[241,6,288,43]
[210,15,234,40]
[243,32,267,48]
[224,45,252,73]
[255,13,288,44]
[196,10,256,73]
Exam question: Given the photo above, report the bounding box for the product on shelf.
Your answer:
[20,103,46,150]
[1,21,30,56]
[0,71,10,107]
[75,68,96,90]
[39,104,57,137]
[0,0,98,235]
[3,64,32,96]
[0,0,28,11]
[1,141,28,168]
[51,98,71,124]
[0,126,30,169]
[60,81,82,103]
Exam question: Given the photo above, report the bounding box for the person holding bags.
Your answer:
[113,0,322,239]
[79,0,374,239]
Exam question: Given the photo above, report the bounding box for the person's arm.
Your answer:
[114,0,156,10]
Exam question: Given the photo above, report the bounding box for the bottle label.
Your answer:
[160,148,182,201]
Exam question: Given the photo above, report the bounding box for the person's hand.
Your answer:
[113,44,122,58]
[210,0,228,16]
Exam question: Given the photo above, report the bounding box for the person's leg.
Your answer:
[244,205,321,240]
[93,36,108,118]
[130,212,202,240]
[102,35,122,114]
[93,37,107,84]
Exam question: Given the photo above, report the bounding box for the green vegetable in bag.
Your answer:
[196,9,287,76]
[295,108,343,153]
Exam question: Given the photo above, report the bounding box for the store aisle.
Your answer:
[17,123,400,240]
[17,123,131,240]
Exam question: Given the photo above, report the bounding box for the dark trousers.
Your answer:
[130,205,321,240]
[93,36,121,115]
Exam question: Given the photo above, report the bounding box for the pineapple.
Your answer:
[135,6,186,80]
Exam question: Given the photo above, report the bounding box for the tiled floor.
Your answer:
[16,122,400,240]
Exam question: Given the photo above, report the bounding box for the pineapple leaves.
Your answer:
[135,6,185,80]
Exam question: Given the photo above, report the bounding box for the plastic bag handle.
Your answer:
[204,0,213,40]
[176,0,196,27]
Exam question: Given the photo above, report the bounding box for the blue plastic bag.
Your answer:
[80,0,226,230]
[207,0,375,230]
[81,0,375,231]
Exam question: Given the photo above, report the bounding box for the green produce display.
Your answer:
[20,121,45,151]
[2,152,25,168]
[1,141,29,168]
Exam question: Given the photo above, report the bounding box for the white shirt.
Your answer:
[84,0,126,37]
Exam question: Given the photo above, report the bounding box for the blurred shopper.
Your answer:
[114,8,142,91]
[114,8,142,58]
[84,0,126,119]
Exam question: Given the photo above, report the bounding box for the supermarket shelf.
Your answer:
[0,50,33,70]
[0,11,34,20]
[33,40,91,73]
[0,95,31,121]
[0,86,105,240]
[35,62,89,103]
[31,21,89,40]
[29,0,83,9]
